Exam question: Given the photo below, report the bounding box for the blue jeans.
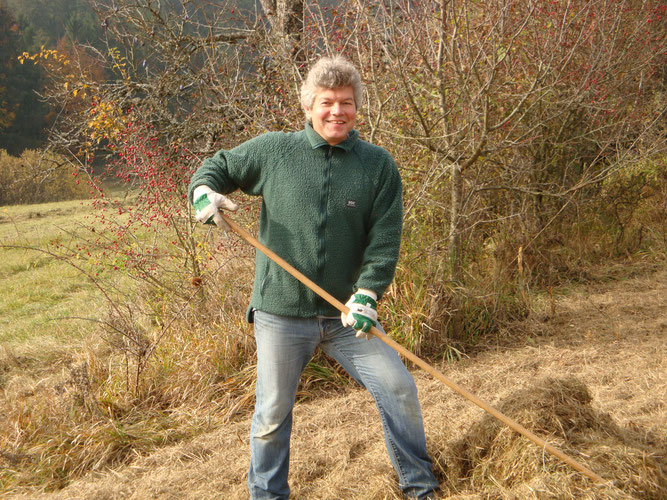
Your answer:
[248,310,439,499]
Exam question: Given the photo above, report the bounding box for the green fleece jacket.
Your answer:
[189,123,403,321]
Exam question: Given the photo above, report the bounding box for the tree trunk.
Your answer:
[449,162,464,340]
[259,0,304,64]
[449,162,462,284]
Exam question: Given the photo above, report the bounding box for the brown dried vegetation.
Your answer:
[4,264,664,499]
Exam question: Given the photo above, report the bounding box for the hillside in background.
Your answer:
[4,0,102,51]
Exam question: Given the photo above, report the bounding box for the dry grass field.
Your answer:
[6,261,664,499]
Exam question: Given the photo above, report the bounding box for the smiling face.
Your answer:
[305,86,357,146]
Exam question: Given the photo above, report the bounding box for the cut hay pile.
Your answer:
[436,377,666,498]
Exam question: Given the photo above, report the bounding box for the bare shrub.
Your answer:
[0,149,88,205]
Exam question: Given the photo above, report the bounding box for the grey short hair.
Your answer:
[300,56,364,113]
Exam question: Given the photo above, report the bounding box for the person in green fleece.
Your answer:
[189,56,439,500]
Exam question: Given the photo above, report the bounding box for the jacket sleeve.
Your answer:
[188,134,270,203]
[355,154,403,300]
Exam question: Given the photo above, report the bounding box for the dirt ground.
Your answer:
[10,262,666,499]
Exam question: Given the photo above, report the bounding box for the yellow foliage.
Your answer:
[86,99,127,144]
[108,47,130,81]
[20,47,130,150]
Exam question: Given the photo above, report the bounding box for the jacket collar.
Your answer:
[305,122,359,152]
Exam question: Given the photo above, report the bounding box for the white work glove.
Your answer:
[192,185,238,230]
[341,289,378,340]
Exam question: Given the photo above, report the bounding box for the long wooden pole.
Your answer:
[221,214,605,484]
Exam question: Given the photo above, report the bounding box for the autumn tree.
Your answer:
[328,1,664,286]
[0,2,47,154]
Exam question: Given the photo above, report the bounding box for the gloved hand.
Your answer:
[341,289,378,339]
[192,185,238,230]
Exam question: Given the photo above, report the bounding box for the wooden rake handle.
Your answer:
[220,214,605,484]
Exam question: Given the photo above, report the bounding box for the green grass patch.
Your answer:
[0,199,102,347]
